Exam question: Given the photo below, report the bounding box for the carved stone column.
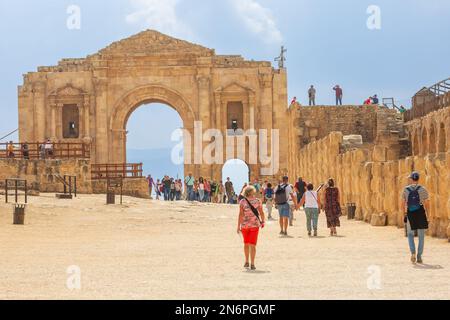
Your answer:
[93,78,108,163]
[50,102,57,141]
[83,95,91,142]
[258,73,274,177]
[32,81,47,141]
[197,75,212,178]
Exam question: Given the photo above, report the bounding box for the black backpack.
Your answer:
[407,186,422,212]
[275,184,288,205]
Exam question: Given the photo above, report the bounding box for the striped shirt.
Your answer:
[402,185,429,204]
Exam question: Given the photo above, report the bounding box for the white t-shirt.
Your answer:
[304,191,319,209]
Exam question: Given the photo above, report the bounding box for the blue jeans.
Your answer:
[336,97,342,105]
[305,208,319,232]
[198,190,205,202]
[407,221,425,258]
[163,189,170,201]
[187,185,194,201]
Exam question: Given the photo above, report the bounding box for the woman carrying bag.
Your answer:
[237,186,266,271]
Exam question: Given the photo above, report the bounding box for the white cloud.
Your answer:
[230,0,283,45]
[125,0,192,38]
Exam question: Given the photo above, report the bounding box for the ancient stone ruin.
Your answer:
[1,30,448,241]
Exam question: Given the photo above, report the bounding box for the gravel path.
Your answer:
[0,194,449,300]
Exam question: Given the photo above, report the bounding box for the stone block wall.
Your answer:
[0,159,92,194]
[288,105,403,149]
[289,128,449,240]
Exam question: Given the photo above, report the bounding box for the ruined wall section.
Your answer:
[289,106,450,240]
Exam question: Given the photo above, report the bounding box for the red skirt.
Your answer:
[241,227,260,245]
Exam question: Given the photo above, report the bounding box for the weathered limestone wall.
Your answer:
[0,159,92,194]
[288,105,403,149]
[18,30,288,182]
[92,179,149,199]
[290,127,449,240]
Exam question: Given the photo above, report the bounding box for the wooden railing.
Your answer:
[405,82,450,122]
[91,163,143,180]
[0,142,90,160]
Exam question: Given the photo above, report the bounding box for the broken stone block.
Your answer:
[371,213,387,227]
[342,135,363,149]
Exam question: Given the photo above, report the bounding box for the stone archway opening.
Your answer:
[125,102,184,183]
[222,159,250,195]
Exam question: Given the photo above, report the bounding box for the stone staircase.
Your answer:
[376,108,411,159]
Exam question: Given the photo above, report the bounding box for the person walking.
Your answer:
[237,186,266,271]
[264,183,275,220]
[163,176,171,201]
[402,172,430,264]
[155,179,162,200]
[298,183,321,237]
[308,85,316,106]
[184,173,195,201]
[289,185,297,227]
[274,176,297,236]
[218,181,225,204]
[175,179,182,200]
[333,85,343,106]
[204,179,211,203]
[324,178,342,236]
[225,177,234,204]
[146,175,155,199]
[170,178,176,201]
[295,177,306,205]
[198,177,205,202]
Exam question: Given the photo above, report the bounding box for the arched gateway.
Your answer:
[18,30,288,180]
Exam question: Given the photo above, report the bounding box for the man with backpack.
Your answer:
[401,172,430,264]
[274,176,298,236]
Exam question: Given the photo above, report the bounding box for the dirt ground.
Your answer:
[0,194,449,300]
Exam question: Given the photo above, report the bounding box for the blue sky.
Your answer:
[1,0,449,184]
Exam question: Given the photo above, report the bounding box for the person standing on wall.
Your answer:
[274,176,298,236]
[308,85,316,106]
[333,85,343,106]
[402,172,430,264]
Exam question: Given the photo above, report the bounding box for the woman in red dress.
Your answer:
[237,186,265,271]
[324,179,342,236]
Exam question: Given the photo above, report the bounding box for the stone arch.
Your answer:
[429,124,437,154]
[421,128,429,156]
[109,84,196,164]
[438,122,446,153]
